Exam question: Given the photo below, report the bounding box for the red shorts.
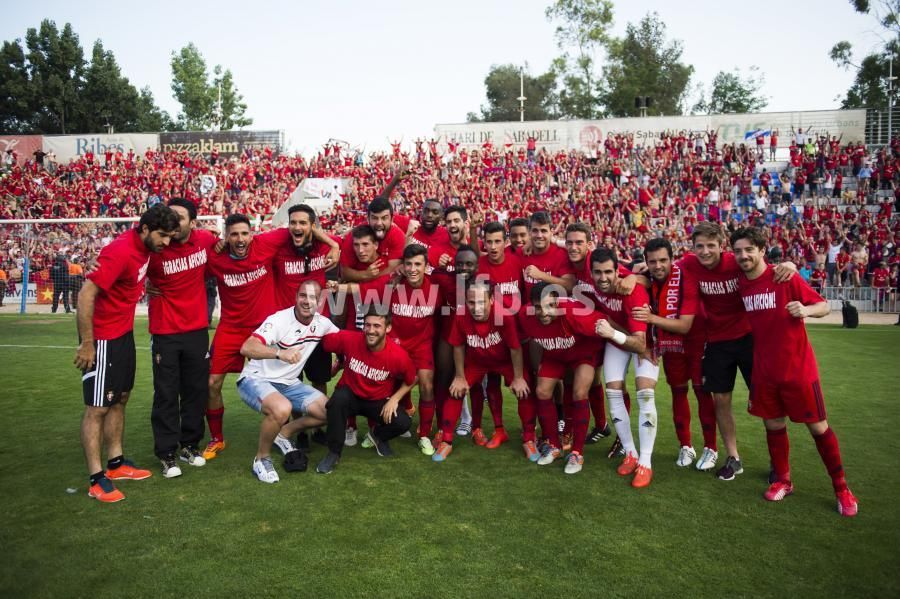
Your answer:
[662,347,703,388]
[464,363,529,388]
[538,354,598,380]
[396,340,434,372]
[209,325,255,375]
[748,378,827,423]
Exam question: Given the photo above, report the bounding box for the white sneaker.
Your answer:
[252,457,279,483]
[695,447,718,471]
[676,445,697,467]
[455,422,471,436]
[537,445,561,466]
[161,455,182,479]
[178,446,206,467]
[273,433,297,456]
[344,427,358,447]
[418,436,435,456]
[564,452,584,475]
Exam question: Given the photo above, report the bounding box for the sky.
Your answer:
[1,0,885,154]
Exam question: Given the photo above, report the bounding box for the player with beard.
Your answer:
[74,205,180,502]
[396,198,450,250]
[473,221,526,448]
[439,280,539,462]
[590,248,659,488]
[564,223,613,445]
[202,214,288,461]
[681,222,795,481]
[632,238,718,470]
[146,199,218,478]
[315,308,418,474]
[339,196,404,282]
[731,227,858,517]
[520,283,625,474]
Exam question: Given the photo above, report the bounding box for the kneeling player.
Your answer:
[237,280,337,483]
[520,282,621,474]
[732,228,858,516]
[316,308,418,474]
[443,280,539,462]
[591,248,659,488]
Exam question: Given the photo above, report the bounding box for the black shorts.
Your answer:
[701,333,753,393]
[301,343,332,385]
[82,331,136,407]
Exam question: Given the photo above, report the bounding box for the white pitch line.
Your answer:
[0,344,152,350]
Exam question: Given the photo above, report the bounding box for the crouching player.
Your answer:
[442,280,540,462]
[732,228,858,516]
[520,282,622,474]
[236,280,337,482]
[590,248,659,488]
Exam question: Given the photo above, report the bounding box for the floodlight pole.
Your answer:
[889,51,896,145]
[518,67,527,122]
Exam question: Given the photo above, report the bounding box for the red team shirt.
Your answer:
[478,250,525,310]
[448,306,521,376]
[386,277,442,364]
[680,252,752,342]
[322,330,417,400]
[339,224,405,270]
[272,237,335,310]
[518,298,606,377]
[148,228,217,335]
[594,284,650,341]
[520,245,575,298]
[87,229,151,340]
[393,214,451,250]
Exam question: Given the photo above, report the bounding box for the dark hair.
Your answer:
[482,221,506,238]
[730,227,767,250]
[402,244,428,262]
[691,221,724,242]
[644,237,673,259]
[530,281,560,304]
[455,243,477,258]
[529,211,551,227]
[363,304,391,325]
[368,196,393,216]
[508,217,529,231]
[422,198,442,209]
[465,277,493,296]
[565,222,592,240]
[445,205,467,221]
[351,224,377,242]
[168,198,197,221]
[288,203,317,222]
[224,213,251,230]
[139,204,180,233]
[590,247,618,269]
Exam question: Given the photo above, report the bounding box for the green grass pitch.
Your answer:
[0,315,898,597]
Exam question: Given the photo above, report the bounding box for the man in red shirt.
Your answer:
[74,204,180,503]
[590,248,658,488]
[147,199,218,478]
[394,198,449,250]
[315,308,418,474]
[732,227,858,517]
[338,196,404,282]
[633,238,717,471]
[442,280,538,462]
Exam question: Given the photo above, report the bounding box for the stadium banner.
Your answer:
[42,133,159,164]
[434,109,867,151]
[4,283,40,304]
[271,177,351,226]
[158,130,283,156]
[0,135,43,166]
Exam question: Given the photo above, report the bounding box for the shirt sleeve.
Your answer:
[252,228,291,261]
[679,272,699,316]
[791,275,826,305]
[87,241,128,292]
[383,227,404,261]
[395,346,417,386]
[567,308,605,337]
[339,232,355,267]
[251,312,282,346]
[321,329,349,354]
[625,287,649,334]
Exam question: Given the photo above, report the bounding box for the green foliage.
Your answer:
[0,315,897,596]
[693,67,768,115]
[469,64,558,122]
[171,44,253,131]
[0,19,171,134]
[599,12,693,117]
[831,0,900,108]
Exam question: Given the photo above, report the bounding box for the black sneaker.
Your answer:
[366,431,394,457]
[586,423,612,444]
[179,446,206,467]
[716,456,744,481]
[310,429,328,446]
[606,436,624,459]
[283,449,308,473]
[316,452,340,474]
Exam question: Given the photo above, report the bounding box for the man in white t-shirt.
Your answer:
[237,279,338,483]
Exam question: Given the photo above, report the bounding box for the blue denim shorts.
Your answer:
[237,377,323,414]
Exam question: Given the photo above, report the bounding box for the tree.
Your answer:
[136,87,175,132]
[170,43,253,130]
[0,40,33,133]
[599,12,694,117]
[830,0,900,108]
[545,0,614,118]
[692,67,768,114]
[24,20,86,133]
[468,63,558,122]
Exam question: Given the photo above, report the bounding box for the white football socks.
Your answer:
[637,388,657,468]
[607,388,636,456]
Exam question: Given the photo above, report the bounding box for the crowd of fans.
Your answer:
[1,127,898,308]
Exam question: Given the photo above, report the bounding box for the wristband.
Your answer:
[275,349,281,361]
[611,331,627,346]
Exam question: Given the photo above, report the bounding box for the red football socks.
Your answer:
[814,427,848,492]
[588,384,607,429]
[572,399,590,454]
[518,393,537,443]
[694,386,718,450]
[766,427,791,483]
[537,399,560,448]
[671,385,692,447]
[206,407,224,441]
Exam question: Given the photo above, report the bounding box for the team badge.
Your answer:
[106,391,115,402]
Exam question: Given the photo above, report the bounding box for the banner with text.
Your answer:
[42,133,159,164]
[271,177,351,227]
[158,130,283,156]
[0,135,43,166]
[434,109,867,152]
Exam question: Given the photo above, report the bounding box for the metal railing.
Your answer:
[819,285,897,313]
